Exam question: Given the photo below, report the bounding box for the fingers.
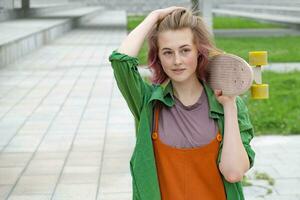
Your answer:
[166,6,186,14]
[154,6,186,20]
[169,6,186,11]
[214,89,222,96]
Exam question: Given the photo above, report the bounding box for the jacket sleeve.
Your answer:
[109,50,152,121]
[236,96,256,169]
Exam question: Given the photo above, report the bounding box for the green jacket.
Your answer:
[109,50,255,200]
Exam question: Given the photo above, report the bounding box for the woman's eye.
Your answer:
[182,49,190,53]
[163,51,172,55]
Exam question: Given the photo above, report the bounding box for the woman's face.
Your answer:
[157,28,199,84]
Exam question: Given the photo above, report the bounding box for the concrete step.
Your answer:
[0,6,104,68]
[79,10,126,29]
[213,8,300,29]
[0,2,86,22]
[218,4,300,17]
[25,2,86,17]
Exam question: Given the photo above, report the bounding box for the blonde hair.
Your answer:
[148,8,221,84]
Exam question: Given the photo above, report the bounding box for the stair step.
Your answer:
[0,6,104,68]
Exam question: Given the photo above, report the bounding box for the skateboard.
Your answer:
[206,53,254,96]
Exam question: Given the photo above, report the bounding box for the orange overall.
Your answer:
[152,105,227,200]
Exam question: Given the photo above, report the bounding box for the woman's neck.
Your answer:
[172,76,203,106]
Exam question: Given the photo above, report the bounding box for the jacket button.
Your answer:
[152,132,158,140]
[217,134,222,142]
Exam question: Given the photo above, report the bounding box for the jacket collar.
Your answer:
[148,78,224,115]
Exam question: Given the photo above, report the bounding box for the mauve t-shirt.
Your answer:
[156,90,218,148]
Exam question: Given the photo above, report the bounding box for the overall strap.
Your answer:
[153,101,163,136]
[153,102,161,134]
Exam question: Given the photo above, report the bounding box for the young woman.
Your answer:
[109,6,255,200]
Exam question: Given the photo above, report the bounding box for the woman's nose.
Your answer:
[174,52,182,65]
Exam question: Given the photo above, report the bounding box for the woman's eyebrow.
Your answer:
[179,44,191,48]
[161,44,191,51]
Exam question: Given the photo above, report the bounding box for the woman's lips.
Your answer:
[172,69,186,74]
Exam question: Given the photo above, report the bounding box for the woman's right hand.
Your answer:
[117,6,186,57]
[151,6,186,22]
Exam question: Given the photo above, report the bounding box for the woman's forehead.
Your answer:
[158,28,194,49]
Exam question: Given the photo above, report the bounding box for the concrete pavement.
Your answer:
[0,10,132,200]
[245,135,300,200]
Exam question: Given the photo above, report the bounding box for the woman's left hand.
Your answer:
[214,90,236,107]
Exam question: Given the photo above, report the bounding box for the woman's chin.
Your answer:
[169,76,188,83]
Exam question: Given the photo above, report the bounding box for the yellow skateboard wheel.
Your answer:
[251,84,269,99]
[249,51,268,66]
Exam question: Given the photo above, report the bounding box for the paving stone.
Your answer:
[19,121,50,134]
[101,156,131,174]
[99,173,132,193]
[98,192,132,200]
[103,139,135,158]
[24,159,65,176]
[52,184,97,200]
[264,195,300,200]
[244,185,271,199]
[66,152,102,167]
[273,165,300,178]
[59,166,100,184]
[247,165,280,179]
[274,179,300,195]
[4,135,43,153]
[0,153,32,167]
[0,185,13,199]
[33,152,68,160]
[0,167,23,185]
[38,135,74,152]
[72,135,104,152]
[11,175,58,195]
[7,194,51,200]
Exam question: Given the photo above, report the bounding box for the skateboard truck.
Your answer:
[249,51,269,99]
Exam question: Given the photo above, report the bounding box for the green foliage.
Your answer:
[243,171,274,195]
[127,15,146,31]
[242,71,300,135]
[213,16,285,29]
[138,42,148,65]
[242,176,253,187]
[254,171,275,186]
[127,15,284,31]
[215,36,300,63]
